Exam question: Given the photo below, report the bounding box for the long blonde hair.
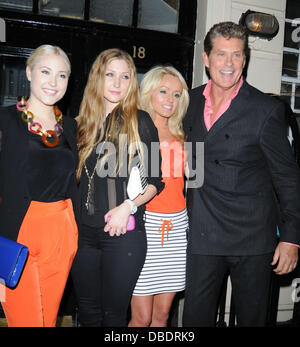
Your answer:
[76,48,142,182]
[139,65,189,144]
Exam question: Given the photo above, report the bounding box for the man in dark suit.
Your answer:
[182,21,300,327]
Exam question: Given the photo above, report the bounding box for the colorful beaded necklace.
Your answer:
[16,97,63,148]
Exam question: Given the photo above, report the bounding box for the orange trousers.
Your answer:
[1,199,78,327]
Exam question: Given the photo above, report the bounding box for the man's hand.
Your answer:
[271,242,298,275]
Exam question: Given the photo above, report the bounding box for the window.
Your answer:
[39,0,85,19]
[0,0,184,35]
[90,0,134,26]
[281,0,300,114]
[138,0,180,33]
[0,0,32,12]
[0,56,30,106]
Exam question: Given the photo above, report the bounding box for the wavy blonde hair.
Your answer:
[76,48,142,182]
[139,65,189,144]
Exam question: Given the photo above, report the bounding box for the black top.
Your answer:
[0,105,78,241]
[78,110,164,230]
[27,131,75,202]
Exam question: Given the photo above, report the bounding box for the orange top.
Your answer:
[146,139,186,213]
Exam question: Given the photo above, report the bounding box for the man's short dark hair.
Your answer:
[204,21,249,57]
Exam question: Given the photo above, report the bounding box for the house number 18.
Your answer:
[133,46,146,59]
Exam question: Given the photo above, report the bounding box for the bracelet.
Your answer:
[124,199,137,214]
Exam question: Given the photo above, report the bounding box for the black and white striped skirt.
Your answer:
[133,208,188,296]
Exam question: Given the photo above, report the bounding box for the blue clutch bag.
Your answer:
[0,236,28,288]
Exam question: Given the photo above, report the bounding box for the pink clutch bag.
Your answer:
[127,215,135,231]
[107,215,135,231]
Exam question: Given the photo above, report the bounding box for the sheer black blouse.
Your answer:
[78,110,164,230]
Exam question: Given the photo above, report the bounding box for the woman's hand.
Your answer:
[104,184,157,237]
[104,201,131,237]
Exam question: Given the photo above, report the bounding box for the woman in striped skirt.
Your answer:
[129,65,189,327]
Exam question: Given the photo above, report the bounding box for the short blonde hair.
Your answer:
[26,44,71,75]
[140,65,189,143]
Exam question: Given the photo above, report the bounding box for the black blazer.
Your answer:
[184,81,300,256]
[0,105,78,242]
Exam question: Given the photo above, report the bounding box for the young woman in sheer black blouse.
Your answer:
[71,48,164,327]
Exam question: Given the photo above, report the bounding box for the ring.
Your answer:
[21,110,34,123]
[16,99,28,112]
[29,122,42,134]
[42,130,59,147]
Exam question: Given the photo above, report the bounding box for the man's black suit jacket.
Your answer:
[184,81,300,256]
[0,105,78,242]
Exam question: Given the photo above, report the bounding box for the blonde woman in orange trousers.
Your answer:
[0,45,78,327]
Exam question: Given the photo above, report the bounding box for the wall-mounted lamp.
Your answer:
[239,10,279,40]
